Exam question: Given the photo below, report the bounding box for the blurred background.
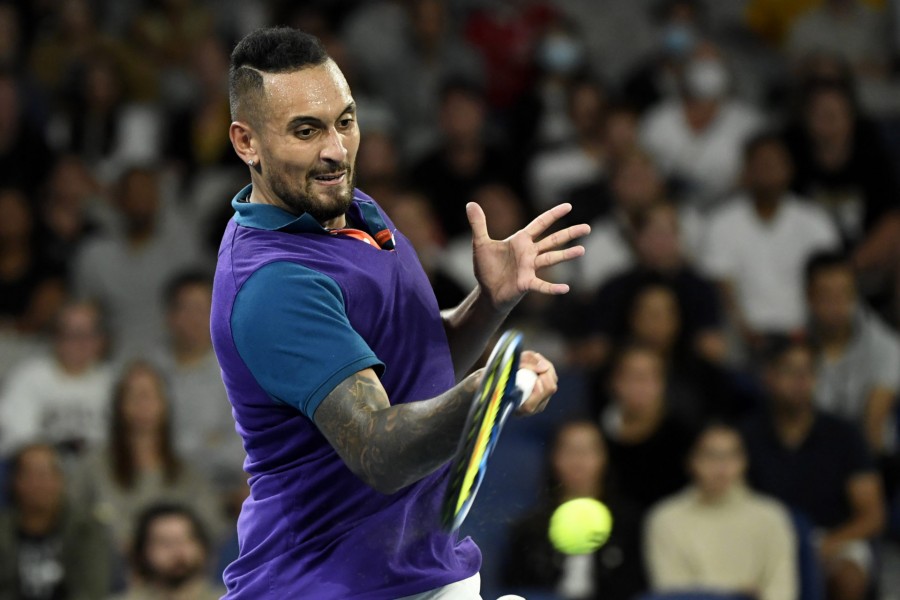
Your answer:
[2,0,900,599]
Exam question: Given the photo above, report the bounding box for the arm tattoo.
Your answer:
[314,369,481,494]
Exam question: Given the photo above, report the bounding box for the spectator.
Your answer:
[787,0,889,81]
[622,0,705,113]
[0,443,111,600]
[528,78,607,211]
[646,422,797,600]
[600,344,696,510]
[784,80,900,278]
[0,302,112,459]
[806,251,900,454]
[52,52,163,184]
[503,420,646,600]
[742,339,885,600]
[577,201,725,368]
[0,72,54,197]
[0,188,66,335]
[410,79,517,238]
[72,166,202,359]
[343,0,484,157]
[640,41,764,210]
[702,133,840,352]
[152,271,245,490]
[71,362,225,556]
[112,503,223,600]
[37,155,104,275]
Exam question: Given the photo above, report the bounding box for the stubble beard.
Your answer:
[268,162,355,225]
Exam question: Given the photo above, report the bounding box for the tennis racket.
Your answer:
[441,330,538,532]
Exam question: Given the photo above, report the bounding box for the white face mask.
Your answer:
[684,59,729,100]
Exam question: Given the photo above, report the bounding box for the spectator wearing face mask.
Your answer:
[640,42,765,211]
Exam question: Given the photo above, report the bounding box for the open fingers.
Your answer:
[535,223,591,253]
[523,203,574,239]
[535,245,585,270]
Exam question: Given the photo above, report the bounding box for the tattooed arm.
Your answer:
[313,368,482,494]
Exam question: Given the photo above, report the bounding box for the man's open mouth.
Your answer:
[313,172,347,184]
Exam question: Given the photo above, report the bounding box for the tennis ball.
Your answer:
[548,498,612,555]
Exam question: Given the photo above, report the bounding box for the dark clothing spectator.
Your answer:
[503,497,646,600]
[602,413,696,510]
[742,411,876,528]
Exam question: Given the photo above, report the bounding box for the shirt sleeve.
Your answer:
[231,261,384,419]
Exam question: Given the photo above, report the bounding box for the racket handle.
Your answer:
[515,368,538,405]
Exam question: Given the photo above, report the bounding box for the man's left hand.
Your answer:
[466,202,590,312]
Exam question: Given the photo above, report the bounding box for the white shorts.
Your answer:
[396,573,483,600]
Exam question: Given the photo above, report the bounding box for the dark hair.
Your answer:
[229,27,330,122]
[6,442,62,505]
[800,77,858,116]
[761,335,812,368]
[438,76,485,104]
[804,250,853,290]
[163,270,213,311]
[109,361,181,489]
[132,503,210,579]
[742,130,789,163]
[690,420,744,456]
[541,419,616,507]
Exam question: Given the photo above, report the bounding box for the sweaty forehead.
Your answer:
[261,61,353,124]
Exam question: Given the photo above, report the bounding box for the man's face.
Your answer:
[809,267,857,333]
[54,305,104,371]
[253,60,359,223]
[144,515,206,589]
[745,142,792,199]
[167,284,213,351]
[14,447,64,514]
[766,347,817,412]
[690,429,746,498]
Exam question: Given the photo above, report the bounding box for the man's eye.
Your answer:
[338,117,354,128]
[296,128,315,138]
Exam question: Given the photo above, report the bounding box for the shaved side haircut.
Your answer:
[229,27,330,126]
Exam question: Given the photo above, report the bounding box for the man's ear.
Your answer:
[230,121,259,167]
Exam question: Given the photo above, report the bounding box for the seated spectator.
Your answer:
[410,79,518,238]
[71,362,225,556]
[152,272,245,490]
[0,188,66,334]
[576,201,725,368]
[503,420,646,600]
[786,0,888,81]
[72,166,202,359]
[784,80,900,280]
[600,344,696,510]
[528,78,607,211]
[646,422,797,600]
[640,41,764,210]
[0,443,111,599]
[112,503,223,600]
[37,155,103,274]
[0,302,112,459]
[622,0,704,113]
[742,339,885,600]
[806,251,900,455]
[702,133,840,353]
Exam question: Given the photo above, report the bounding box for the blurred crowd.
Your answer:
[2,0,900,599]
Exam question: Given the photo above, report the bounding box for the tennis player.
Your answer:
[211,27,590,599]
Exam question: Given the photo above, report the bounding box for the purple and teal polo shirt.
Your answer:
[210,185,481,599]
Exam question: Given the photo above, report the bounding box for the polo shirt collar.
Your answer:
[231,184,327,234]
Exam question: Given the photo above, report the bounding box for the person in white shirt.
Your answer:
[645,422,797,600]
[806,251,900,454]
[0,302,113,458]
[640,42,764,211]
[702,132,840,353]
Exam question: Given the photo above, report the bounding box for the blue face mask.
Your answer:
[661,23,696,58]
[539,35,584,75]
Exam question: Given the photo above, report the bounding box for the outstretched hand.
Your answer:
[467,202,591,312]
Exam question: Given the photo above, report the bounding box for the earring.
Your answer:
[248,159,255,166]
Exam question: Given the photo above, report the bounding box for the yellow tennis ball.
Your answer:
[548,498,612,555]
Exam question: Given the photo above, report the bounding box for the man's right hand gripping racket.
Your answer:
[441,329,538,532]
